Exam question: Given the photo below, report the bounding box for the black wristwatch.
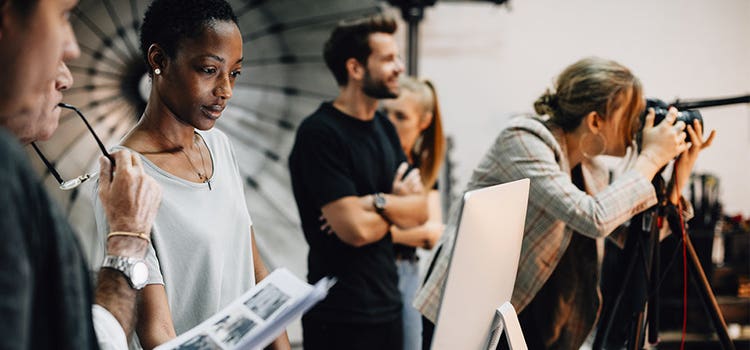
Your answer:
[373,192,387,213]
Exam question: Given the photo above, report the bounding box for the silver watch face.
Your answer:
[130,261,149,287]
[374,193,386,210]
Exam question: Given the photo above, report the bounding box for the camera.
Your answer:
[641,98,703,142]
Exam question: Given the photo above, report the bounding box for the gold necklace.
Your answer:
[182,132,212,189]
[152,130,213,190]
[180,145,206,182]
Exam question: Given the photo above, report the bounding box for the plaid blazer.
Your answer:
[414,116,658,346]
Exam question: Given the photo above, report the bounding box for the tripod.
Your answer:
[593,170,735,350]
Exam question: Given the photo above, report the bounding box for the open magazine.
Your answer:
[155,268,335,350]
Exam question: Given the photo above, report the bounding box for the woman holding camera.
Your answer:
[415,56,715,349]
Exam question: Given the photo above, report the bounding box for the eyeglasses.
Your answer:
[31,103,115,190]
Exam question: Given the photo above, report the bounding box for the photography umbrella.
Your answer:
[32,0,385,277]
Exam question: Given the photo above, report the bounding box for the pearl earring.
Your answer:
[154,68,161,75]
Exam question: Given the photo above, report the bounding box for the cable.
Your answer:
[679,200,688,350]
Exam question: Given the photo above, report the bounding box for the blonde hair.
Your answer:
[534,57,645,146]
[399,76,445,189]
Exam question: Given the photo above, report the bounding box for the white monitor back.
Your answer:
[431,178,530,350]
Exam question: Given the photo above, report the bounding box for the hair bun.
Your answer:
[534,89,558,116]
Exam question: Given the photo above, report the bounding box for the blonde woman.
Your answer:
[382,76,446,350]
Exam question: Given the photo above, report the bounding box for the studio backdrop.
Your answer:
[30,0,384,278]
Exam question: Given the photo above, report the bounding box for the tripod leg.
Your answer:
[593,236,645,350]
[684,234,736,350]
[627,223,660,350]
[647,221,661,345]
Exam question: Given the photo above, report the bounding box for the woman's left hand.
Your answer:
[671,119,716,204]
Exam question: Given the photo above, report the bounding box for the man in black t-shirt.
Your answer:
[289,14,428,350]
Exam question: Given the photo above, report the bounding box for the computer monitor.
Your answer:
[431,178,530,350]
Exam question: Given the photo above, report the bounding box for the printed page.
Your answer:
[155,268,334,350]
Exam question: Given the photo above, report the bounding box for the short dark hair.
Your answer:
[140,0,239,75]
[323,14,397,86]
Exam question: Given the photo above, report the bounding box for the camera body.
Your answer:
[643,98,703,142]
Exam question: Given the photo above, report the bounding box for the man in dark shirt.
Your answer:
[0,0,161,348]
[288,14,428,350]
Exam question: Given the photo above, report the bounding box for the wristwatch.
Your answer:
[373,192,387,213]
[101,255,149,290]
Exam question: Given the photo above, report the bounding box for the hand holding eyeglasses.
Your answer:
[31,103,117,190]
[98,150,162,258]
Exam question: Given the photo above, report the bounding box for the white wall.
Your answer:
[410,0,750,216]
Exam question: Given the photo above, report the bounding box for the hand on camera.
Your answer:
[671,118,716,203]
[639,107,689,168]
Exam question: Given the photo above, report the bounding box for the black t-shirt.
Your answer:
[0,128,98,349]
[288,102,407,323]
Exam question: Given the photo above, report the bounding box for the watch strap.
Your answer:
[101,255,147,290]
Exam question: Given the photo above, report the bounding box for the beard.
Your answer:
[362,69,398,99]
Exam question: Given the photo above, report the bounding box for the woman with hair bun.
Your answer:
[415,57,715,349]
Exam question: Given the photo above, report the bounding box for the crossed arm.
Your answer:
[390,189,444,249]
[321,164,429,247]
